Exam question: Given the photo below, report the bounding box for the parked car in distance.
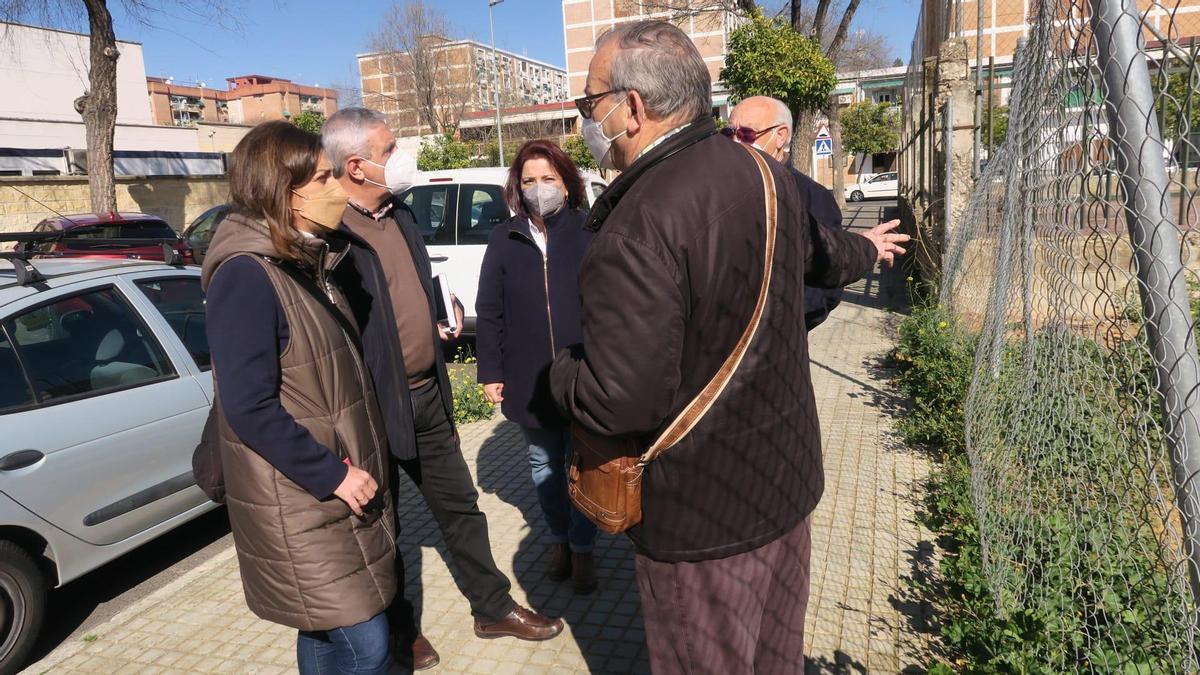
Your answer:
[181,204,234,264]
[398,167,609,334]
[0,250,217,673]
[845,172,899,202]
[20,212,195,264]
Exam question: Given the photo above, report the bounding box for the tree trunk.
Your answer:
[80,0,119,214]
[790,108,819,174]
[791,0,807,32]
[826,99,847,210]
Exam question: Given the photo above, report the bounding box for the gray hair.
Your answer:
[321,107,389,178]
[765,97,794,133]
[596,21,711,124]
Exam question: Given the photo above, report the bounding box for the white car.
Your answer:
[397,167,609,334]
[0,251,218,672]
[845,171,899,202]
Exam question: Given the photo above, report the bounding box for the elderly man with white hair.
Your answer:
[727,95,852,329]
[550,20,908,673]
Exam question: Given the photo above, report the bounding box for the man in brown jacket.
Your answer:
[321,108,564,671]
[550,21,908,673]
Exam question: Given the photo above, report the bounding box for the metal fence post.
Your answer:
[986,40,1025,377]
[973,0,984,178]
[944,98,954,238]
[1091,0,1200,616]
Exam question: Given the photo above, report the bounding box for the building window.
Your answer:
[871,152,896,172]
[169,95,203,127]
[300,94,323,113]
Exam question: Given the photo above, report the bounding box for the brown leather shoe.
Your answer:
[473,605,564,641]
[571,552,597,595]
[393,633,440,671]
[547,542,572,581]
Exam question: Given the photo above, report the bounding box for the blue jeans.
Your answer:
[522,426,598,553]
[296,612,391,675]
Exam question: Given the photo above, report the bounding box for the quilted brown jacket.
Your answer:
[202,214,396,631]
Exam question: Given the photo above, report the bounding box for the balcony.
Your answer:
[169,99,203,113]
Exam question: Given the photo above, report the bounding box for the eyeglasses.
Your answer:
[574,89,623,120]
[720,124,783,144]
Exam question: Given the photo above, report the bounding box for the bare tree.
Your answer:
[635,0,759,18]
[368,0,474,136]
[0,1,236,213]
[835,27,894,73]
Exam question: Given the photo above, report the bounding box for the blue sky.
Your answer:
[106,0,919,94]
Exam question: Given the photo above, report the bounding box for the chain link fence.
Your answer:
[915,0,1200,669]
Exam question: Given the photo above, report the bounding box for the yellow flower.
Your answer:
[938,321,949,330]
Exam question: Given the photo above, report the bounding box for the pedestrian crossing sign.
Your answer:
[814,137,833,157]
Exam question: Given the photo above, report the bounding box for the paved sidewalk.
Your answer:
[25,302,932,674]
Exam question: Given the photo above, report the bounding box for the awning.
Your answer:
[861,79,905,89]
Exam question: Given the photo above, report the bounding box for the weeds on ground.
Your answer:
[449,347,494,425]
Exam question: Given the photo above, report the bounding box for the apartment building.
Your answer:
[146,75,338,128]
[358,37,568,139]
[562,0,740,103]
[0,20,209,175]
[808,66,907,188]
[924,0,1200,64]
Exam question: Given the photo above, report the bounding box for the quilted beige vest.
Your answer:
[206,217,396,632]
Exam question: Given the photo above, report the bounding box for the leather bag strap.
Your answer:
[638,143,779,465]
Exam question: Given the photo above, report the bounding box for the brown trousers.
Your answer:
[635,517,812,674]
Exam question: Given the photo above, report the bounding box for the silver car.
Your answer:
[0,256,216,672]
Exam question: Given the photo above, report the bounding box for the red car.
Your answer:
[21,212,195,264]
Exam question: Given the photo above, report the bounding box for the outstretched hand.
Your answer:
[860,219,910,267]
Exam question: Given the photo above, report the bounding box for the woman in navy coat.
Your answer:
[476,139,598,593]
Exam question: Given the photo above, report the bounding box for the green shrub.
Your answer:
[897,306,1186,672]
[448,348,494,425]
[890,304,974,455]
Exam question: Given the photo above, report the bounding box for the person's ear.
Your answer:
[626,90,646,136]
[777,127,792,153]
[346,157,366,182]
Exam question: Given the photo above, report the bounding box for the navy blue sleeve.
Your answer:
[803,177,845,231]
[206,256,348,500]
[795,170,847,330]
[475,231,506,384]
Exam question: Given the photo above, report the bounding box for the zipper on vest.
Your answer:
[317,241,338,306]
[332,319,394,544]
[512,224,556,358]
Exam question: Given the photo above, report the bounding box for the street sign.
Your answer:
[815,123,831,139]
[814,137,833,157]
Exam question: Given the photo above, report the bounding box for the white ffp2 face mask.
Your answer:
[582,101,624,170]
[361,149,417,194]
[752,127,780,156]
[522,183,565,218]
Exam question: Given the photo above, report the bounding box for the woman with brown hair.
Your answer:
[201,120,396,674]
[475,139,599,594]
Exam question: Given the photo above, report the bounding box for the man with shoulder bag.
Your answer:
[549,21,908,673]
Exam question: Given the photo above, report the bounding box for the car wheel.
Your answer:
[850,190,864,202]
[0,541,45,674]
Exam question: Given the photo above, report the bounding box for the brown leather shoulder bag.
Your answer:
[567,143,780,534]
